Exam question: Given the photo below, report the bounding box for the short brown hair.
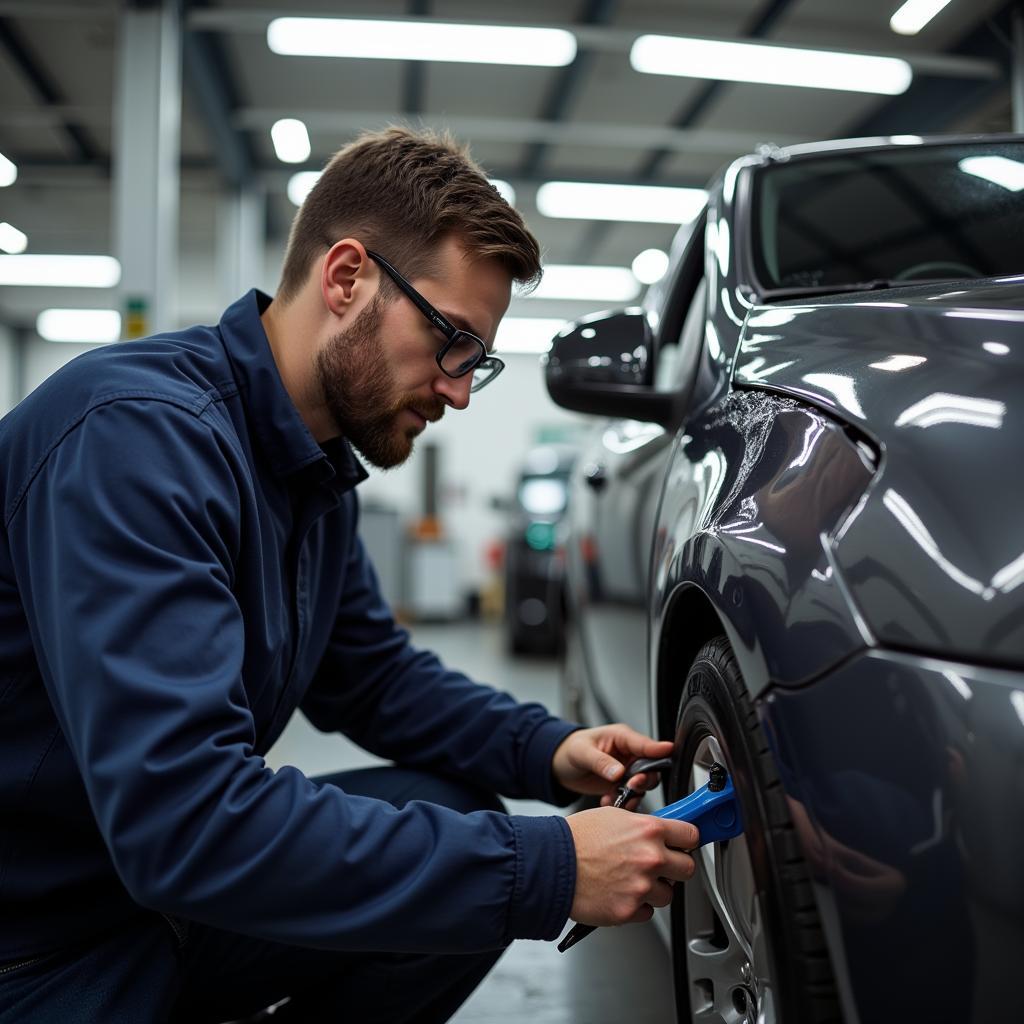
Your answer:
[276,126,542,304]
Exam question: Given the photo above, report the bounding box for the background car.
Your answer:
[547,134,1024,1024]
[497,444,577,655]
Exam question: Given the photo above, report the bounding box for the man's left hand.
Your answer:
[552,725,674,806]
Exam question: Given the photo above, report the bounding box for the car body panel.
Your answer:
[549,134,1024,1022]
[734,284,1024,666]
[650,394,876,718]
[764,647,1024,1023]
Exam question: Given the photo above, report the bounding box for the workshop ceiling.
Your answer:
[0,0,1017,327]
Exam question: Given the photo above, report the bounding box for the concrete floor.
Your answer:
[265,620,678,1024]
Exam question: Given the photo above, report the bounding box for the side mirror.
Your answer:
[544,309,677,428]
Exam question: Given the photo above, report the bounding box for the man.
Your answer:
[0,128,698,1022]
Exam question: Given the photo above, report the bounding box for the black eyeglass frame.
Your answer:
[365,249,505,392]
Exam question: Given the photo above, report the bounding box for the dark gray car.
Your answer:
[546,135,1024,1024]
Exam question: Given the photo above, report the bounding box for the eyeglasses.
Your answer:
[366,250,505,392]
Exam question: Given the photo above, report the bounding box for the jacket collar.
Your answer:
[217,290,368,493]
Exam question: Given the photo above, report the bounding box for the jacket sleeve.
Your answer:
[301,509,581,807]
[7,398,575,952]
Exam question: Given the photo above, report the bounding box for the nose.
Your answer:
[433,370,473,411]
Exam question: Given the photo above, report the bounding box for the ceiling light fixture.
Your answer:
[537,182,707,224]
[494,317,567,354]
[632,248,669,284]
[959,155,1024,192]
[528,265,640,302]
[37,308,121,343]
[490,179,516,207]
[0,150,16,187]
[630,35,913,95]
[0,254,121,288]
[271,118,311,164]
[890,0,954,36]
[267,17,576,67]
[0,222,28,255]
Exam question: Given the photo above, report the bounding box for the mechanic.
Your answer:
[0,127,698,1023]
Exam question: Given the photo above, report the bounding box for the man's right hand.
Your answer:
[565,806,699,926]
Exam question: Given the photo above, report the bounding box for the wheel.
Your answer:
[668,637,840,1023]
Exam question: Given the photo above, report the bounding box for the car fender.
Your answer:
[649,391,877,733]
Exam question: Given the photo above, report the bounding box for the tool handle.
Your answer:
[558,772,743,953]
[557,921,595,952]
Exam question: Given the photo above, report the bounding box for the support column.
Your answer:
[218,183,266,307]
[112,1,182,338]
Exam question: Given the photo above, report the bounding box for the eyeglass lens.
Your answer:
[440,333,485,377]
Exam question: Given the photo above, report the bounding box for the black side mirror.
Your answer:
[544,309,677,427]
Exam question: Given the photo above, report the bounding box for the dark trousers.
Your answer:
[1,767,508,1024]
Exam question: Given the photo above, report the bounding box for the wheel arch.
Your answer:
[654,580,769,743]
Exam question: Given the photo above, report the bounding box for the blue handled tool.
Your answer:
[557,760,743,952]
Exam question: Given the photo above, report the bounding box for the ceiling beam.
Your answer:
[402,0,430,117]
[636,0,796,181]
[519,0,618,179]
[0,15,100,164]
[851,1,1016,137]
[183,1,257,189]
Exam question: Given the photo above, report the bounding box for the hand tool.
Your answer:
[558,759,743,952]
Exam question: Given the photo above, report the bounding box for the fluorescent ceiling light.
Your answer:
[0,222,27,255]
[537,182,707,224]
[271,118,311,164]
[494,317,566,354]
[890,0,954,35]
[890,135,924,145]
[0,150,15,187]
[529,265,640,302]
[630,35,912,95]
[267,17,576,67]
[632,248,669,285]
[287,170,321,207]
[37,308,121,343]
[490,179,516,207]
[0,254,121,288]
[959,156,1024,192]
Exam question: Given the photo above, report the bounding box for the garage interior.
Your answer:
[0,1,1020,1021]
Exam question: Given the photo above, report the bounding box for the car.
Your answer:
[498,444,576,655]
[545,134,1024,1024]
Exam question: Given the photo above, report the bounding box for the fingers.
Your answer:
[661,818,700,851]
[661,848,698,884]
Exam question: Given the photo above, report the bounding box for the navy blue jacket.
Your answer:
[0,291,577,962]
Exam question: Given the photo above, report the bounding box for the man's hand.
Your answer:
[552,725,674,807]
[565,806,698,926]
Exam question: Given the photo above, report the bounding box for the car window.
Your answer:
[655,277,707,393]
[753,142,1024,292]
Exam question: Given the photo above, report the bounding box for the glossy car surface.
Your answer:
[547,135,1024,1024]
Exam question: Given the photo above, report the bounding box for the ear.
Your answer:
[320,239,376,318]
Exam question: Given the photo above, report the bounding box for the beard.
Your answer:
[314,295,445,469]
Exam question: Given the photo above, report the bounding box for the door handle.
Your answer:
[584,463,607,492]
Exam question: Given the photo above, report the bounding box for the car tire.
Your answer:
[668,636,840,1024]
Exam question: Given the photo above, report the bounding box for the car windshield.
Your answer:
[752,141,1024,296]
